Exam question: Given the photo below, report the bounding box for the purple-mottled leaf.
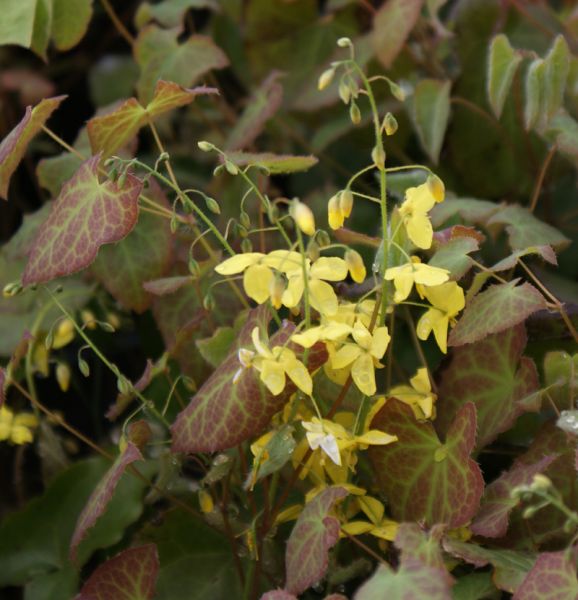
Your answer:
[285,486,347,595]
[369,401,483,527]
[23,155,142,285]
[76,544,159,600]
[70,443,143,561]
[437,325,541,449]
[429,235,480,280]
[472,455,556,538]
[448,281,547,347]
[491,245,557,271]
[395,524,447,571]
[91,181,173,312]
[143,275,193,296]
[0,95,66,199]
[513,550,578,600]
[171,318,327,453]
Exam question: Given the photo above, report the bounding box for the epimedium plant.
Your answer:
[0,1,578,599]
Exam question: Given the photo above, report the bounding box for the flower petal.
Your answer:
[282,273,305,308]
[283,356,313,396]
[331,344,362,370]
[308,278,339,316]
[243,263,273,304]
[215,252,264,275]
[351,353,376,396]
[310,257,348,281]
[370,326,390,359]
[260,359,286,395]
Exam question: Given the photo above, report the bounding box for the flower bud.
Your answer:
[388,80,406,102]
[531,474,552,491]
[318,68,335,91]
[52,319,75,349]
[188,258,201,278]
[327,193,344,230]
[350,102,361,125]
[291,200,316,236]
[427,174,445,203]
[241,238,253,253]
[3,281,23,298]
[225,160,239,175]
[240,211,251,228]
[205,196,221,214]
[81,309,97,330]
[307,240,320,262]
[338,80,351,104]
[337,37,352,47]
[345,250,367,283]
[371,145,386,169]
[56,362,71,392]
[197,141,214,152]
[382,112,398,136]
[316,230,331,248]
[339,189,354,218]
[127,419,152,449]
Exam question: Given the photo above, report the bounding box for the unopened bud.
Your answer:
[338,80,351,104]
[290,200,316,236]
[205,196,221,214]
[388,80,406,102]
[78,357,90,378]
[350,102,361,125]
[81,310,97,330]
[240,211,251,228]
[531,474,552,491]
[203,293,215,311]
[345,249,367,283]
[339,189,354,218]
[241,238,253,253]
[371,145,386,169]
[225,160,239,175]
[56,362,71,392]
[382,112,398,136]
[3,282,23,298]
[307,240,320,262]
[318,68,335,91]
[197,141,215,152]
[316,230,331,248]
[328,193,344,230]
[337,37,352,48]
[117,376,132,396]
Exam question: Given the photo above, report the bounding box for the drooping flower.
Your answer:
[384,258,449,303]
[282,256,348,316]
[416,281,465,353]
[331,320,391,396]
[399,182,439,249]
[290,200,316,236]
[0,406,38,445]
[345,249,366,283]
[389,367,437,420]
[327,190,353,230]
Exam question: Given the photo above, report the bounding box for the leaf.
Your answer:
[0,456,151,586]
[430,197,498,228]
[135,0,219,28]
[226,152,318,174]
[543,35,570,122]
[513,551,578,600]
[261,591,298,600]
[429,236,480,280]
[487,34,522,119]
[195,327,235,368]
[134,26,229,103]
[29,0,52,59]
[76,545,159,600]
[487,204,570,251]
[369,401,483,527]
[87,80,218,157]
[226,71,283,150]
[372,0,424,68]
[471,455,556,538]
[395,523,447,571]
[285,486,348,595]
[547,112,578,162]
[0,95,66,199]
[70,443,143,561]
[91,181,173,312]
[170,317,327,453]
[23,155,142,285]
[438,325,541,449]
[24,566,78,600]
[52,0,93,51]
[139,509,242,599]
[524,59,545,130]
[491,245,557,271]
[143,275,192,296]
[544,351,578,410]
[0,0,37,47]
[452,572,500,600]
[448,281,546,347]
[411,79,451,164]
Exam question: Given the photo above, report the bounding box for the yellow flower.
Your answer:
[291,321,352,349]
[417,281,465,353]
[282,257,348,316]
[389,367,437,420]
[341,495,399,542]
[302,418,343,466]
[331,320,391,396]
[0,406,38,445]
[345,249,366,283]
[290,200,316,236]
[327,191,353,230]
[399,182,439,249]
[427,174,445,203]
[51,318,75,349]
[237,327,312,396]
[215,250,301,305]
[384,259,449,303]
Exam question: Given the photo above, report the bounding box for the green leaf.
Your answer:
[23,566,78,600]
[87,80,218,157]
[51,0,93,51]
[471,455,555,538]
[226,151,318,174]
[171,315,327,453]
[524,59,545,130]
[91,182,173,313]
[452,572,500,600]
[140,509,242,599]
[411,79,451,164]
[513,551,578,600]
[225,72,283,151]
[23,155,142,285]
[135,0,219,28]
[0,456,151,586]
[487,204,570,251]
[285,486,347,595]
[438,325,541,450]
[543,35,570,122]
[245,424,296,488]
[490,245,557,271]
[369,401,483,527]
[430,197,498,228]
[134,26,228,103]
[195,327,235,368]
[372,0,424,68]
[70,443,144,561]
[29,0,52,59]
[429,235,480,280]
[77,545,159,600]
[544,351,578,410]
[448,281,546,347]
[0,0,37,47]
[0,95,66,199]
[487,34,522,119]
[89,56,140,107]
[546,111,578,163]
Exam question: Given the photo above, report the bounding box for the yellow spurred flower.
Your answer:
[341,495,399,542]
[237,327,312,396]
[283,257,348,316]
[389,367,437,420]
[0,406,38,445]
[52,318,75,349]
[399,182,439,249]
[291,200,316,236]
[345,249,366,283]
[215,250,301,305]
[417,281,465,353]
[427,174,445,203]
[384,259,449,303]
[291,321,352,349]
[331,320,391,396]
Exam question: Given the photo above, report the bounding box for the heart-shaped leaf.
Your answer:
[438,325,541,449]
[23,155,142,285]
[76,544,159,600]
[543,35,570,122]
[487,34,522,119]
[369,401,483,527]
[0,95,66,199]
[285,486,347,595]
